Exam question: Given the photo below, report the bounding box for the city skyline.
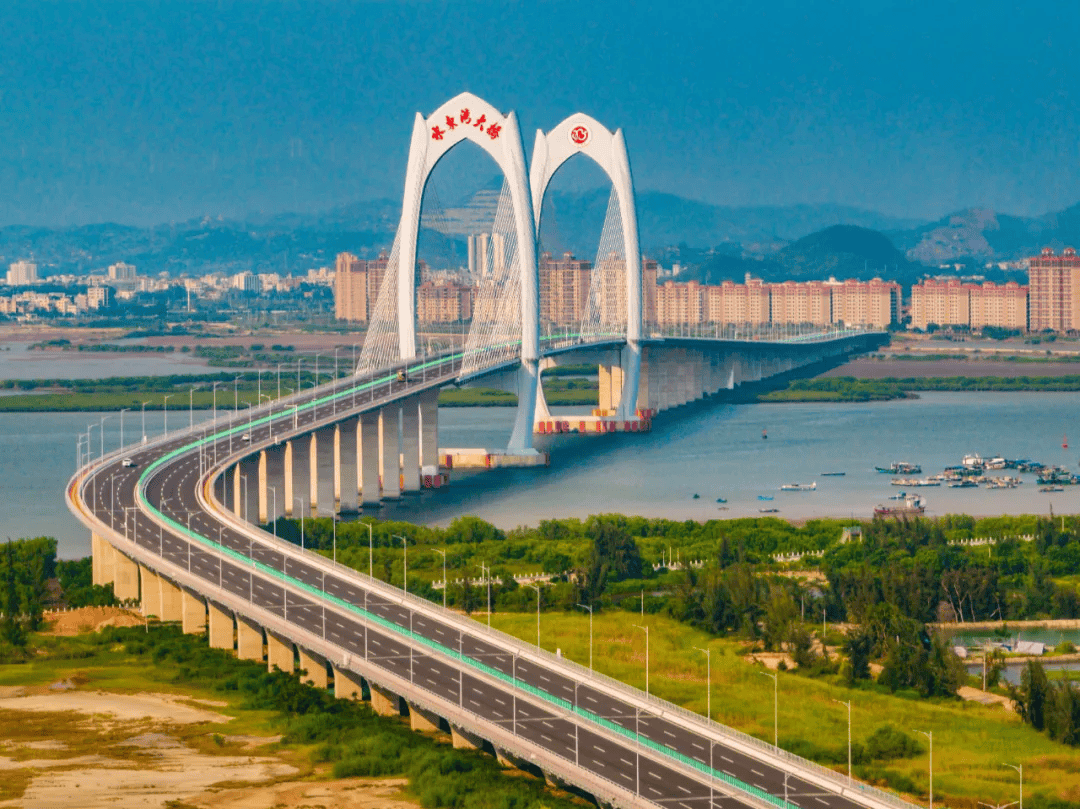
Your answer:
[2,0,1080,227]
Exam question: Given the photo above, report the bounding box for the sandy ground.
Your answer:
[957,685,1015,712]
[43,605,147,635]
[0,680,422,809]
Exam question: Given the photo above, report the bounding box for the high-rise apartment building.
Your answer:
[467,233,505,278]
[6,261,38,286]
[334,251,391,322]
[539,251,592,325]
[417,281,474,323]
[768,280,831,326]
[970,281,1028,331]
[1028,247,1080,332]
[107,262,137,281]
[911,279,1028,332]
[829,278,900,329]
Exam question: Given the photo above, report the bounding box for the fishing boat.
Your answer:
[779,482,816,491]
[888,490,907,500]
[948,479,979,489]
[875,462,922,474]
[759,507,780,513]
[1040,485,1065,493]
[716,497,727,503]
[874,494,926,517]
[757,495,774,501]
[821,471,846,476]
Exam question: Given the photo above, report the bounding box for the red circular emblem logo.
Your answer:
[570,125,590,146]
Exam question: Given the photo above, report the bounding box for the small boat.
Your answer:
[757,495,774,501]
[716,497,727,503]
[779,482,816,491]
[1040,485,1065,493]
[759,508,780,513]
[876,462,922,474]
[762,428,768,440]
[874,494,926,517]
[888,490,907,500]
[948,479,979,489]
[692,493,700,499]
[821,471,846,476]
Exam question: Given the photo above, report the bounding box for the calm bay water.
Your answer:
[4,391,1080,560]
[0,342,216,380]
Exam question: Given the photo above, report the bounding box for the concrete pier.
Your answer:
[113,550,140,602]
[267,631,294,673]
[338,417,360,513]
[207,602,233,650]
[236,616,264,661]
[140,564,161,618]
[181,589,206,634]
[401,397,421,493]
[334,666,364,700]
[298,648,329,688]
[370,684,402,716]
[159,576,183,622]
[379,407,401,499]
[360,411,381,506]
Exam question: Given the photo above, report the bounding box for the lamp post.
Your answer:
[233,374,241,414]
[332,509,337,564]
[695,646,711,720]
[915,730,932,809]
[189,386,198,429]
[365,521,373,577]
[119,407,130,450]
[633,624,649,696]
[1003,762,1022,809]
[434,549,447,608]
[761,670,778,747]
[834,698,852,782]
[212,381,222,426]
[141,401,149,443]
[527,584,541,648]
[269,486,277,536]
[394,534,408,593]
[577,603,593,670]
[479,562,491,628]
[162,393,172,435]
[276,363,283,399]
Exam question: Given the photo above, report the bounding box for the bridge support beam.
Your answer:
[370,684,402,716]
[338,417,359,513]
[314,425,336,515]
[264,443,286,527]
[267,631,294,674]
[598,363,623,415]
[207,602,233,650]
[284,439,295,516]
[113,549,140,602]
[401,396,421,493]
[181,590,206,634]
[333,423,342,509]
[140,564,161,618]
[420,389,439,470]
[236,616,264,661]
[333,665,364,700]
[292,436,312,515]
[258,449,269,523]
[298,648,329,688]
[450,724,484,751]
[408,702,442,733]
[91,533,113,587]
[309,432,320,512]
[159,576,183,622]
[360,411,381,506]
[379,407,401,499]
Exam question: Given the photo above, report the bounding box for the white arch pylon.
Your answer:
[395,92,541,451]
[530,113,643,420]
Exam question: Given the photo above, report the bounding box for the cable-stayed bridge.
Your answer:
[68,94,898,809]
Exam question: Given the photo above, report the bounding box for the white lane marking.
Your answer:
[751,769,765,777]
[664,730,676,738]
[593,745,606,753]
[721,755,733,763]
[585,695,598,703]
[691,742,705,751]
[648,787,662,796]
[494,698,506,706]
[678,786,692,794]
[815,800,829,807]
[649,771,661,780]
[619,758,633,766]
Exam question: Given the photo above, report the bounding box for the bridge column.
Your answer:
[291,436,312,516]
[333,423,342,509]
[379,407,401,499]
[113,549,139,602]
[408,702,442,732]
[207,602,233,649]
[315,425,336,515]
[236,616,264,661]
[370,683,402,716]
[420,389,439,470]
[232,463,243,517]
[159,576,183,622]
[309,432,319,513]
[264,443,286,527]
[401,396,421,494]
[360,411,381,506]
[258,449,268,523]
[451,724,484,750]
[333,665,364,700]
[284,440,294,516]
[267,631,294,673]
[140,564,161,618]
[637,350,660,414]
[92,533,112,587]
[598,363,624,415]
[298,648,329,688]
[338,417,359,513]
[181,589,206,634]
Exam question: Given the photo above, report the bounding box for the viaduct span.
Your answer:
[69,95,898,809]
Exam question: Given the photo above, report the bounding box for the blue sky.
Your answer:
[1,0,1077,226]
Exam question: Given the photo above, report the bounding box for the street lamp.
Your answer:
[833,698,852,782]
[269,486,277,536]
[365,521,373,577]
[527,584,541,648]
[141,401,149,443]
[189,385,198,429]
[479,562,491,628]
[212,381,223,426]
[576,603,593,671]
[915,730,932,809]
[633,624,649,696]
[694,646,711,720]
[761,670,778,747]
[1003,763,1022,809]
[119,407,130,450]
[162,393,172,435]
[434,548,447,608]
[394,534,407,592]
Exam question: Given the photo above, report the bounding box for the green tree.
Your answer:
[582,516,643,601]
[1010,660,1050,730]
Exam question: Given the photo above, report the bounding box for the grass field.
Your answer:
[484,610,1076,809]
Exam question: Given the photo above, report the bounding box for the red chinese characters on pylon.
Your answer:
[431,108,502,141]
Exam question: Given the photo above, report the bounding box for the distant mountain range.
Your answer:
[2,191,1078,280]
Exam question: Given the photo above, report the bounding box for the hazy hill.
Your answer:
[891,202,1080,264]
